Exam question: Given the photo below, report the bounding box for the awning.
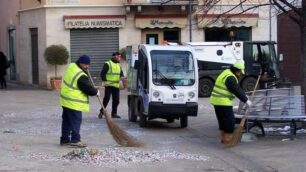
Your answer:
[197,13,259,28]
[135,14,188,29]
[63,15,126,29]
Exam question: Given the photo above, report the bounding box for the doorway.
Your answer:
[142,29,180,44]
[8,28,16,80]
[30,28,39,85]
[146,34,158,45]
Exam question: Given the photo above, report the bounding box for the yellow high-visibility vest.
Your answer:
[210,69,238,106]
[105,60,121,88]
[59,63,89,112]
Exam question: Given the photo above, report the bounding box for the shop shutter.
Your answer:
[70,29,119,84]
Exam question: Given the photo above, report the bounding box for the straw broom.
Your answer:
[225,71,262,148]
[87,69,144,147]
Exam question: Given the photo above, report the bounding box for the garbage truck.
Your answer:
[126,44,198,128]
[185,41,288,97]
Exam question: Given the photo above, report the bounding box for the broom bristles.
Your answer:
[224,126,243,148]
[224,71,262,148]
[86,69,143,147]
[103,111,144,147]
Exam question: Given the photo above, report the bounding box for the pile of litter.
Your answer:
[264,125,306,135]
[61,147,208,166]
[264,125,291,135]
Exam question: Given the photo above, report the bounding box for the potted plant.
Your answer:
[44,44,69,90]
[119,48,126,61]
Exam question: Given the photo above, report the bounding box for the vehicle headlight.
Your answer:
[153,91,160,98]
[188,91,195,98]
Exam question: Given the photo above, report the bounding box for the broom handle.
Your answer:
[239,70,262,127]
[86,69,106,111]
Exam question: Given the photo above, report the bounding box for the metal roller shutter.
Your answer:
[70,29,119,84]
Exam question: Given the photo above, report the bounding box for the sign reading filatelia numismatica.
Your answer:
[64,18,125,29]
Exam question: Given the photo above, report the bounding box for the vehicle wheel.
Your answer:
[128,105,137,122]
[199,78,214,97]
[180,116,188,128]
[242,77,257,92]
[166,118,175,123]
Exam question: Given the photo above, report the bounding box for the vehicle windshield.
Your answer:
[246,42,280,78]
[258,43,280,78]
[151,50,195,86]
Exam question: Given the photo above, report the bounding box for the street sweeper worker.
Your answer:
[59,55,100,148]
[209,61,252,145]
[98,52,124,119]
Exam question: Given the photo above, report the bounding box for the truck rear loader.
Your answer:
[185,41,289,97]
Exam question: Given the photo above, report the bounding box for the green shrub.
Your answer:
[119,48,126,61]
[44,44,69,78]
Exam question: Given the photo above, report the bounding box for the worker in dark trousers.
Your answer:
[99,52,124,118]
[0,51,10,89]
[210,61,252,145]
[60,55,100,148]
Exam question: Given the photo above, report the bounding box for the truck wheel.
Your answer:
[139,113,147,128]
[128,105,137,122]
[167,118,175,123]
[199,78,214,97]
[180,116,188,128]
[242,77,257,92]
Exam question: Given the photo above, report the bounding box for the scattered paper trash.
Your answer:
[281,138,290,141]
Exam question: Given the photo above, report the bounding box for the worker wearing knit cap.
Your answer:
[59,55,100,148]
[77,55,91,65]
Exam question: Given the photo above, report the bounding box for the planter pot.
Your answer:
[120,78,128,90]
[50,77,62,90]
[122,78,128,88]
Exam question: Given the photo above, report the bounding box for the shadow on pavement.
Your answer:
[0,82,50,91]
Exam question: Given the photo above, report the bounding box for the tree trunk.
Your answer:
[55,65,57,78]
[302,0,306,109]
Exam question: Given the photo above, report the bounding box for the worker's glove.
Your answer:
[96,90,100,96]
[101,81,107,87]
[246,100,252,107]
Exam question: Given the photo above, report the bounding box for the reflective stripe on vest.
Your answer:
[105,60,120,88]
[209,69,238,106]
[59,63,90,112]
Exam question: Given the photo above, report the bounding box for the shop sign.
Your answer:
[197,14,258,28]
[136,18,187,28]
[64,18,125,29]
[150,20,174,26]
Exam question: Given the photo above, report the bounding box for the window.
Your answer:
[205,27,251,41]
[151,50,195,86]
[163,30,179,43]
[137,50,149,89]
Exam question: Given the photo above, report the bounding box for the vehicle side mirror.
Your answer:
[134,60,139,69]
[279,54,284,62]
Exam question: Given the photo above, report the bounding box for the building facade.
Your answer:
[0,0,276,88]
[277,10,301,85]
[0,0,20,82]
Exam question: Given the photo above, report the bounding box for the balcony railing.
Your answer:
[124,0,197,5]
[46,0,80,5]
